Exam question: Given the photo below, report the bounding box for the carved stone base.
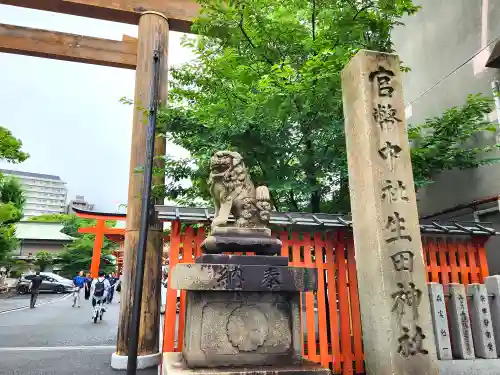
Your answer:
[171,263,317,292]
[201,228,282,255]
[162,352,332,375]
[182,291,302,368]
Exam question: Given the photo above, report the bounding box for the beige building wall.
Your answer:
[392,0,500,217]
[18,242,68,257]
[391,0,500,274]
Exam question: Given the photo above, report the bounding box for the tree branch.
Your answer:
[289,190,299,211]
[353,2,374,21]
[239,9,274,65]
[254,15,286,61]
[311,0,316,41]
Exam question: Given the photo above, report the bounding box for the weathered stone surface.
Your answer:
[341,50,439,375]
[182,291,302,368]
[196,254,289,266]
[468,283,497,358]
[485,275,500,357]
[201,233,282,255]
[162,352,332,375]
[428,283,452,360]
[211,226,272,237]
[171,263,317,292]
[439,359,500,375]
[448,283,475,359]
[208,151,272,231]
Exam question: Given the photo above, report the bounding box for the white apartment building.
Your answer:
[1,169,68,218]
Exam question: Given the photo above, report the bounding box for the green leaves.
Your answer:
[0,127,29,264]
[34,251,54,272]
[0,176,25,262]
[410,94,499,189]
[0,126,29,164]
[159,0,419,213]
[158,0,497,214]
[57,219,117,277]
[160,0,416,213]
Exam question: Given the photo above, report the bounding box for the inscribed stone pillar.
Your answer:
[447,284,474,359]
[428,283,452,360]
[485,275,500,356]
[112,11,168,370]
[468,283,497,358]
[341,50,439,375]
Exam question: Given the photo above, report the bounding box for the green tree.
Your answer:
[0,178,26,271]
[57,236,116,278]
[157,0,499,213]
[0,127,29,263]
[0,126,29,164]
[34,251,54,272]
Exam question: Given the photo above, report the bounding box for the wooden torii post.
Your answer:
[0,0,199,370]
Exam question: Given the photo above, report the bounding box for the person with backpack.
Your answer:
[90,271,111,312]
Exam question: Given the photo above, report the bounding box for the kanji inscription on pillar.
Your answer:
[342,50,439,375]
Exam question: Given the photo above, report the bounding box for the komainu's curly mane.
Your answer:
[209,151,271,230]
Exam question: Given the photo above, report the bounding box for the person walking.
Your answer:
[91,271,111,312]
[84,272,92,300]
[107,273,119,303]
[72,270,85,308]
[29,271,43,309]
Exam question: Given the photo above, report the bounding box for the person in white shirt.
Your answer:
[90,271,111,311]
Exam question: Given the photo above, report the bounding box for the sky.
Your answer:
[0,5,194,212]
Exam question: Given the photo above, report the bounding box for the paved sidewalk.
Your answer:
[0,293,67,313]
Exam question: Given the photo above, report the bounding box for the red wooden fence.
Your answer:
[161,221,490,375]
[422,236,489,285]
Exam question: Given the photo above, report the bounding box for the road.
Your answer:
[0,291,159,375]
[0,293,64,313]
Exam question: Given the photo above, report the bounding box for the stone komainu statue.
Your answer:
[209,151,272,230]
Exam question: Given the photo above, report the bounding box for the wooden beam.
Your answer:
[0,0,200,33]
[0,23,137,69]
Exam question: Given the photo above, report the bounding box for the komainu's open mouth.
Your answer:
[211,164,229,174]
[210,154,232,175]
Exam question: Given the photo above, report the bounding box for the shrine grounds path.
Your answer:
[0,292,158,375]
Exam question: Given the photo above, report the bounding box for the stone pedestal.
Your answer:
[162,352,331,375]
[182,291,301,368]
[201,227,282,255]
[167,252,327,375]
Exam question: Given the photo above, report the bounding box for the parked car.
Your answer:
[16,272,74,294]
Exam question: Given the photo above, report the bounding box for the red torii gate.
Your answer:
[74,208,169,276]
[74,208,126,277]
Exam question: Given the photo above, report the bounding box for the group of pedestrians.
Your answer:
[27,270,121,310]
[71,270,120,308]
